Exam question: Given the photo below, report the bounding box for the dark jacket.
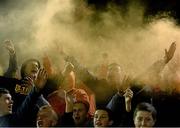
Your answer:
[0,87,40,127]
[60,112,93,127]
[0,76,48,126]
[65,56,165,108]
[152,90,180,127]
[107,85,152,127]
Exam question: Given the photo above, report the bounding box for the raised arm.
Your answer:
[136,42,176,85]
[54,42,100,91]
[164,42,176,64]
[15,68,48,122]
[65,90,74,113]
[3,40,18,78]
[64,56,99,88]
[122,76,134,112]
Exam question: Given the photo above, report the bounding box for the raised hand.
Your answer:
[164,42,176,63]
[22,76,34,87]
[62,62,74,75]
[123,88,133,102]
[123,88,133,112]
[34,68,48,92]
[4,40,15,54]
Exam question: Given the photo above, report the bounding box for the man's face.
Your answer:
[0,93,13,116]
[72,103,88,126]
[93,110,112,128]
[107,66,122,86]
[24,61,39,81]
[36,106,57,128]
[134,111,155,128]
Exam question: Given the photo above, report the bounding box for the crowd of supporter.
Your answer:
[0,40,180,127]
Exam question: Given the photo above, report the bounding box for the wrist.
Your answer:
[164,56,169,64]
[125,97,132,102]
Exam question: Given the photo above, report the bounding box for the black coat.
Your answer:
[0,87,40,127]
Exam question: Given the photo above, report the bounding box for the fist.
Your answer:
[123,88,133,103]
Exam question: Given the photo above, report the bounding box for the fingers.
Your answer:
[4,40,13,47]
[164,42,177,63]
[170,41,176,48]
[4,39,12,44]
[169,42,176,52]
[37,68,48,80]
[124,88,133,112]
[66,62,74,70]
[22,77,34,87]
[123,88,133,99]
[3,40,15,54]
[62,62,74,75]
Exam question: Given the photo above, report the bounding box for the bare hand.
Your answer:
[62,62,74,75]
[123,88,133,112]
[123,88,133,102]
[34,68,48,92]
[164,42,176,63]
[4,40,15,54]
[22,76,34,87]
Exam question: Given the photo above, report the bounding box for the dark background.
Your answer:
[0,0,180,23]
[85,0,180,24]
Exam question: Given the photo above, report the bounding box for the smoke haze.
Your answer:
[0,0,180,85]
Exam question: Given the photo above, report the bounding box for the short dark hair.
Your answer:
[96,107,114,121]
[133,102,157,121]
[0,88,10,97]
[74,101,90,112]
[20,59,41,78]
